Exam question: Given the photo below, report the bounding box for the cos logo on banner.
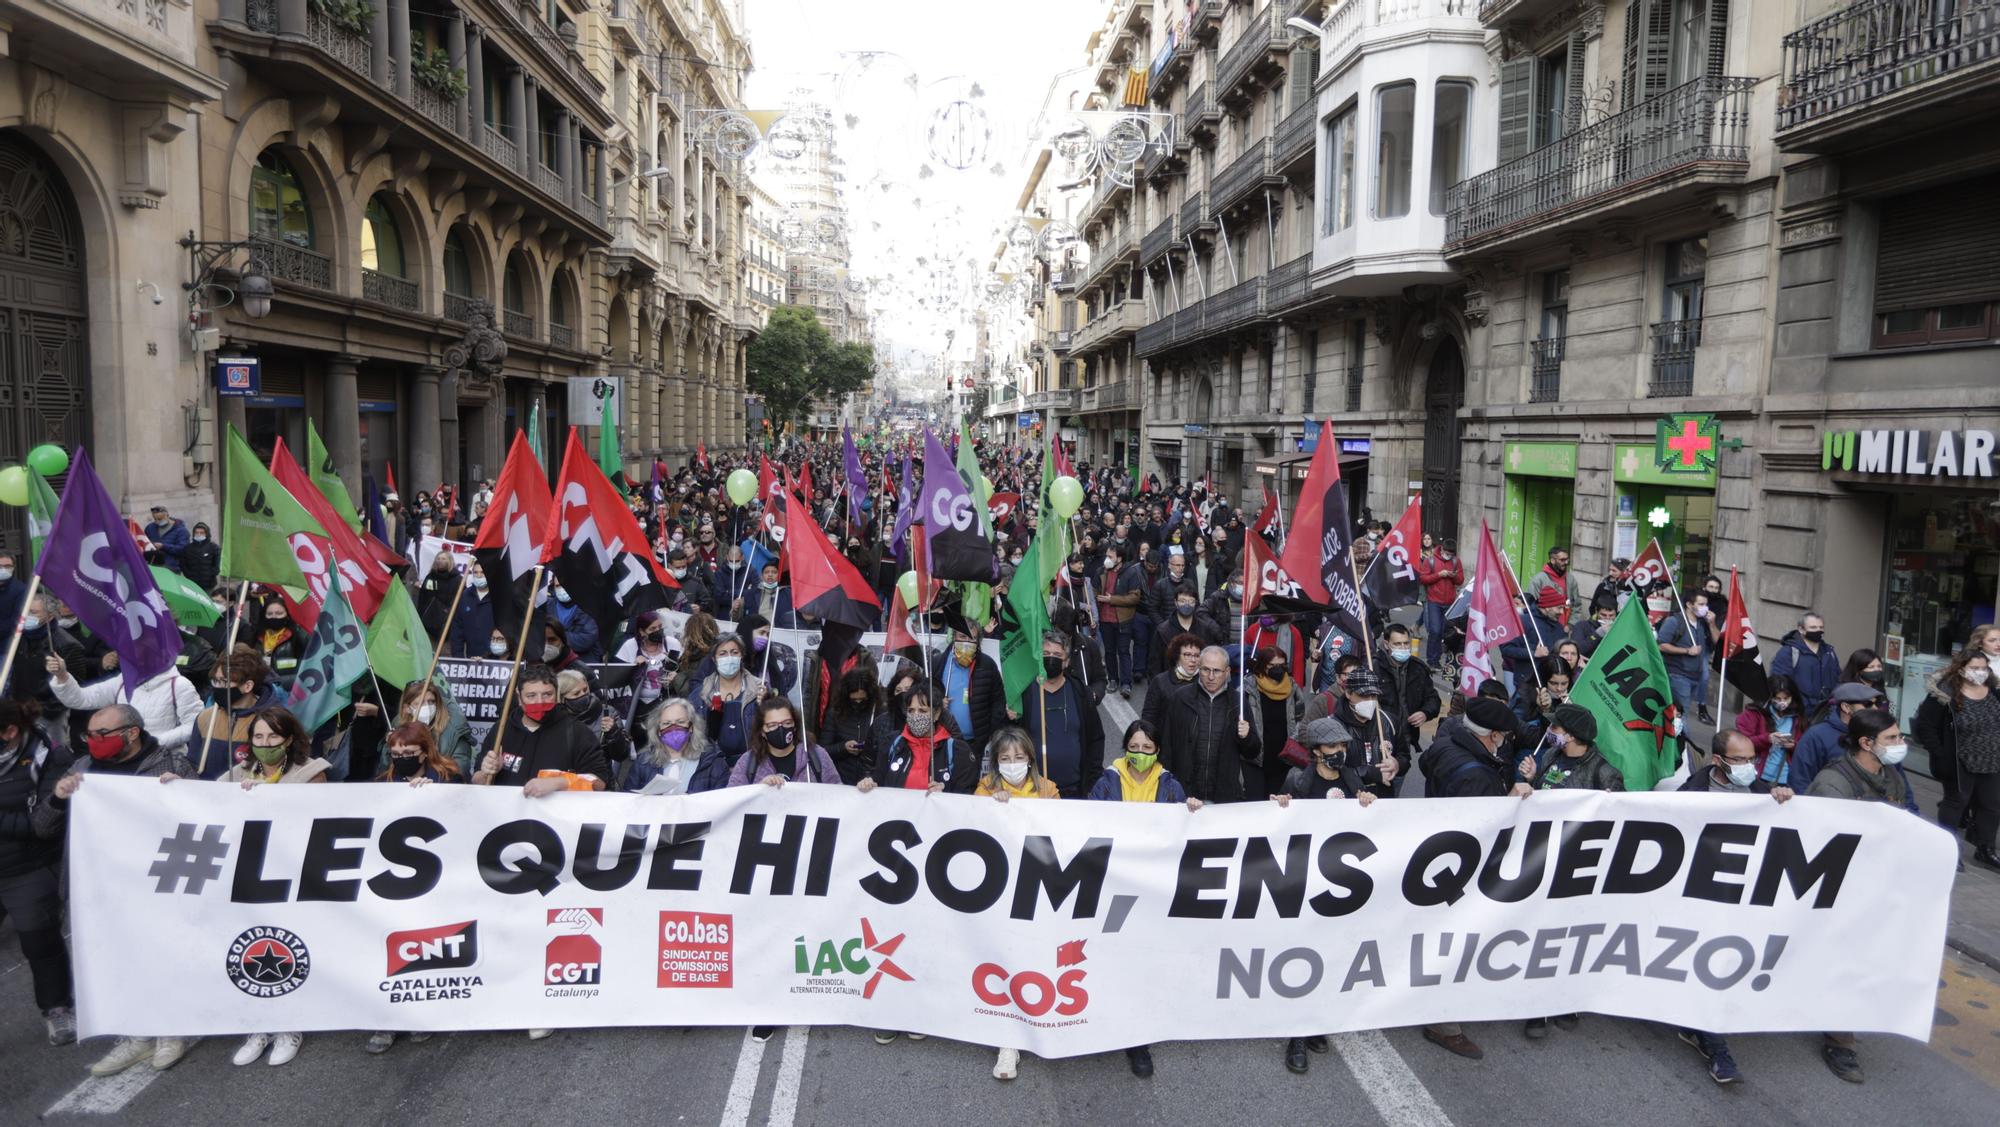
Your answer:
[382,921,482,1004]
[972,939,1089,1027]
[545,908,603,998]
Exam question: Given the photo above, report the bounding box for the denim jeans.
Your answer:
[1422,601,1449,664]
[1129,615,1156,682]
[1669,673,1700,727]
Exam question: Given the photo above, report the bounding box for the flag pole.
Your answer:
[418,565,472,698]
[0,573,46,701]
[197,579,254,777]
[1347,548,1375,674]
[1237,546,1249,724]
[1496,548,1547,694]
[481,565,546,785]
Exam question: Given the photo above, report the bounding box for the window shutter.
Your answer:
[1875,174,2000,311]
[1565,29,1589,130]
[1705,0,1731,77]
[1288,43,1320,114]
[1498,55,1539,164]
[1622,0,1672,109]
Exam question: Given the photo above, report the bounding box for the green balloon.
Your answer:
[0,466,26,508]
[725,467,759,506]
[1049,475,1083,519]
[26,444,68,477]
[897,569,921,609]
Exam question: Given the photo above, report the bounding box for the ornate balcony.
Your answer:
[1217,3,1289,108]
[504,308,535,339]
[1141,213,1180,266]
[1189,0,1225,43]
[1275,99,1317,176]
[1150,25,1195,99]
[1186,81,1222,144]
[1213,137,1283,213]
[548,323,575,350]
[442,291,479,323]
[1265,253,1314,314]
[249,236,333,291]
[362,269,419,311]
[1777,0,2000,152]
[1445,76,1756,253]
[1648,318,1702,398]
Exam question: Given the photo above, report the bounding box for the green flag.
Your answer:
[25,466,59,568]
[365,579,433,689]
[284,580,371,733]
[1568,596,1679,791]
[599,389,628,497]
[307,419,363,533]
[527,400,543,464]
[999,526,1052,710]
[220,423,328,588]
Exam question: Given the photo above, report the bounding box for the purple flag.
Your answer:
[36,448,183,694]
[841,426,867,527]
[891,452,916,566]
[919,427,994,582]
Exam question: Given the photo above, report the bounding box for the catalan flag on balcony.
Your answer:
[1121,67,1148,108]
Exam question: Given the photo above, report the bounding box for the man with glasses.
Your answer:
[1157,646,1259,804]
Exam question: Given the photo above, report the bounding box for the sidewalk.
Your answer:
[1908,771,2000,973]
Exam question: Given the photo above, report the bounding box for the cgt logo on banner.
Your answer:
[69,781,1956,1055]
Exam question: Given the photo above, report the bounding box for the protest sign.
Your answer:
[69,783,1951,1055]
[434,658,517,744]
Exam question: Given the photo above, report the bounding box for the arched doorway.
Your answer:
[1421,336,1464,542]
[0,132,89,556]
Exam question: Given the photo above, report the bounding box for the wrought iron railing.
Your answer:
[1778,0,2000,131]
[1213,137,1274,210]
[483,124,520,170]
[1529,337,1565,403]
[1218,3,1283,96]
[1142,214,1179,264]
[1206,275,1267,331]
[549,323,575,350]
[249,235,333,291]
[1345,353,1363,412]
[410,80,458,131]
[1648,318,1702,397]
[1190,0,1226,41]
[504,308,534,338]
[1276,99,1316,170]
[443,291,478,323]
[1181,190,1210,233]
[306,8,373,79]
[1266,254,1312,312]
[1446,75,1756,244]
[1186,81,1217,133]
[363,269,419,310]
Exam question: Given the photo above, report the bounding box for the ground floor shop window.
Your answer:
[1883,493,1999,745]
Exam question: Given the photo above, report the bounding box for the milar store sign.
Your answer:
[1822,428,1996,478]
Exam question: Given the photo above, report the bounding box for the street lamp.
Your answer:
[237,258,274,319]
[179,232,274,320]
[1285,16,1325,40]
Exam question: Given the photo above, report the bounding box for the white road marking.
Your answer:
[1103,692,1138,733]
[45,1066,163,1117]
[718,1027,771,1127]
[1332,1031,1457,1127]
[767,1024,811,1127]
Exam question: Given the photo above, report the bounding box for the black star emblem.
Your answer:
[244,944,294,983]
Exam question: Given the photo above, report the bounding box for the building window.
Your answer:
[1430,81,1472,216]
[443,228,473,295]
[1345,321,1364,413]
[503,255,527,314]
[1872,173,2000,349]
[1374,82,1414,219]
[1301,329,1318,415]
[1532,269,1569,403]
[1534,47,1571,146]
[250,150,313,248]
[1874,303,1997,349]
[360,194,406,277]
[1323,106,1355,234]
[1650,237,1707,396]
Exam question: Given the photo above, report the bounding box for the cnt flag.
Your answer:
[285,579,371,733]
[1569,595,1680,791]
[1459,521,1523,696]
[35,448,183,693]
[542,428,680,630]
[919,427,994,582]
[1359,496,1424,610]
[473,432,554,640]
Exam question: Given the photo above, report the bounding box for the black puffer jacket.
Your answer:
[819,704,885,785]
[0,732,70,879]
[1373,650,1443,743]
[1422,725,1512,797]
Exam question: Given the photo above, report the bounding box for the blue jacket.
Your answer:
[1791,711,1918,814]
[1499,608,1565,671]
[447,591,497,658]
[1770,631,1842,711]
[622,746,732,794]
[147,518,191,571]
[1086,764,1189,803]
[548,599,602,662]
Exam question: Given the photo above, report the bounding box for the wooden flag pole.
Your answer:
[197,580,253,777]
[480,565,546,785]
[1347,548,1375,674]
[0,573,45,704]
[1495,548,1547,695]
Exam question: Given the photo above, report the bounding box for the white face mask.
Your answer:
[470,575,488,590]
[1968,668,1992,686]
[1726,762,1758,787]
[1352,699,1378,720]
[1875,741,1909,767]
[716,655,742,677]
[416,703,438,725]
[488,640,508,656]
[543,643,562,661]
[998,761,1030,786]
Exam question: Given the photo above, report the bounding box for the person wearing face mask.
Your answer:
[1653,592,1707,736]
[821,668,886,785]
[446,564,498,659]
[386,681,476,778]
[191,646,284,778]
[1020,631,1104,798]
[1375,623,1441,751]
[44,647,202,758]
[1051,553,1098,634]
[181,522,221,591]
[626,697,727,794]
[1789,682,1914,811]
[0,699,78,1047]
[1145,550,1187,635]
[556,668,628,773]
[1512,658,1575,767]
[1414,537,1463,665]
[1918,647,2000,871]
[540,620,597,686]
[251,598,308,688]
[976,726,1059,801]
[930,621,1003,760]
[715,546,754,616]
[228,708,329,791]
[0,552,23,652]
[733,613,799,698]
[693,635,765,765]
[1153,583,1222,671]
[1157,645,1259,804]
[50,704,196,1077]
[1095,544,1144,699]
[1570,598,1619,663]
[1735,674,1808,785]
[857,685,976,795]
[727,697,836,788]
[663,544,714,613]
[143,503,191,574]
[1821,649,1889,725]
[1142,633,1207,731]
[472,665,608,793]
[545,581,603,662]
[1514,703,1623,796]
[1770,611,1842,717]
[1320,670,1406,800]
[1249,645,1300,797]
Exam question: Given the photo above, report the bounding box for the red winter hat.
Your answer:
[1535,586,1567,610]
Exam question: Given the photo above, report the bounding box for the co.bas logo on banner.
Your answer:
[658,911,733,988]
[545,908,603,997]
[382,920,482,1004]
[225,925,311,999]
[973,939,1089,1027]
[790,917,911,999]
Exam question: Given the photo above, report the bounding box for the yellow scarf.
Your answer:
[1256,672,1294,701]
[1113,757,1161,803]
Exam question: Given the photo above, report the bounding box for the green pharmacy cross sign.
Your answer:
[1653,413,1723,475]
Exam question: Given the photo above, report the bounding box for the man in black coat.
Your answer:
[1326,670,1409,799]
[1374,623,1442,753]
[1159,646,1260,803]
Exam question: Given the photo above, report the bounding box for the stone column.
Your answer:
[555,106,574,187]
[440,370,461,493]
[371,0,391,88]
[219,0,246,25]
[276,0,305,35]
[324,354,364,498]
[507,67,527,158]
[520,74,538,164]
[450,16,472,140]
[594,142,607,210]
[411,366,444,492]
[388,0,411,98]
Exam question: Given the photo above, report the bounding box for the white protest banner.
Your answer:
[417,535,475,578]
[69,782,1951,1055]
[434,657,516,744]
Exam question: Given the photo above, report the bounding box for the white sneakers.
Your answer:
[88,1037,154,1077]
[527,1028,555,1040]
[232,1032,303,1066]
[151,1037,192,1070]
[993,1047,1020,1080]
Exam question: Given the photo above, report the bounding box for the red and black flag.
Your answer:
[786,494,881,632]
[1268,421,1367,642]
[472,431,554,640]
[1359,496,1424,610]
[541,428,678,631]
[1253,482,1280,537]
[759,453,788,558]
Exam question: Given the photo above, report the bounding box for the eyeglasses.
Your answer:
[84,725,135,739]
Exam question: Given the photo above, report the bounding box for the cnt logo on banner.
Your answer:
[67,779,1955,1056]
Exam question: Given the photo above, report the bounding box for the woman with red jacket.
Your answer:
[1415,536,1463,664]
[1735,675,1809,783]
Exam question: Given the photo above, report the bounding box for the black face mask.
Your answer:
[564,695,595,717]
[1804,630,1825,644]
[1042,655,1065,679]
[766,723,797,750]
[390,755,423,779]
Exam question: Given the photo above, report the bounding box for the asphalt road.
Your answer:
[4,682,1997,1126]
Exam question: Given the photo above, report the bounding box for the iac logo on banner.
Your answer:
[658,911,734,988]
[972,939,1090,1027]
[789,918,912,999]
[545,908,603,998]
[382,921,482,1004]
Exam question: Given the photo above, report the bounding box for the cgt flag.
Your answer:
[1459,521,1523,696]
[542,428,680,630]
[1359,497,1423,610]
[1570,595,1680,791]
[36,448,182,694]
[919,427,994,583]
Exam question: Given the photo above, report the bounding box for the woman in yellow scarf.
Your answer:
[974,726,1060,801]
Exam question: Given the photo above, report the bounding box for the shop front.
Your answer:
[1611,442,1718,588]
[1501,441,1577,585]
